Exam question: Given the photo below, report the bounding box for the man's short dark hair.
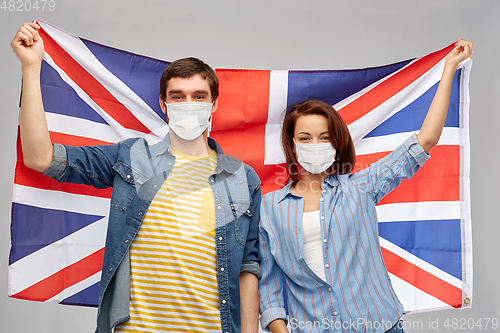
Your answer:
[160,57,219,103]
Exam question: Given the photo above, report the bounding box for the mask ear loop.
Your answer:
[207,101,215,136]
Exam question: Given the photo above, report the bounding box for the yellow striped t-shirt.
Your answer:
[115,148,220,332]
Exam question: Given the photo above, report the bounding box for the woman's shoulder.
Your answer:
[262,186,289,204]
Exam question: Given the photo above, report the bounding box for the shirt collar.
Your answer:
[157,134,241,174]
[277,174,339,203]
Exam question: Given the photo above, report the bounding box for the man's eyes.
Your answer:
[170,95,206,100]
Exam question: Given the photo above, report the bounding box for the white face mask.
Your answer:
[294,139,336,174]
[166,102,213,141]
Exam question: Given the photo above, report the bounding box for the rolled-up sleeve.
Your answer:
[42,143,119,189]
[240,174,262,279]
[351,133,430,204]
[42,143,68,180]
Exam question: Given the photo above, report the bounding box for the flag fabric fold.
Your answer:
[9,19,472,313]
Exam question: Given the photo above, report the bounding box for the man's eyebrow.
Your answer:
[167,89,209,94]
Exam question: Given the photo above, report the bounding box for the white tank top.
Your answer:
[302,210,326,282]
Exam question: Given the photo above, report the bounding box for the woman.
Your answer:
[258,39,472,333]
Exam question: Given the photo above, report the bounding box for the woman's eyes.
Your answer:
[298,136,330,141]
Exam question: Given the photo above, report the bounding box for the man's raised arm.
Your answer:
[11,22,53,173]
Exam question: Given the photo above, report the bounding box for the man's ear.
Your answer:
[211,98,218,114]
[159,96,167,115]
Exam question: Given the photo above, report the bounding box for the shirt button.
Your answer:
[320,198,324,202]
[325,264,329,268]
[211,179,215,183]
[328,288,332,292]
[219,237,223,241]
[323,239,327,243]
[153,185,157,188]
[222,300,226,304]
[321,216,325,220]
[220,267,225,271]
[125,239,129,243]
[168,162,172,166]
[246,210,251,214]
[126,175,131,179]
[109,267,113,271]
[138,212,143,216]
[217,206,221,210]
[334,311,338,316]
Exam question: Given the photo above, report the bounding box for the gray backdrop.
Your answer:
[1,1,499,332]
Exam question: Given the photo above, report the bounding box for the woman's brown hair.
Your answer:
[281,100,356,185]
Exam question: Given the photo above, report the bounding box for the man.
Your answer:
[11,22,261,333]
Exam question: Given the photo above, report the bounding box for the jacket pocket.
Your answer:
[233,199,254,246]
[110,161,144,211]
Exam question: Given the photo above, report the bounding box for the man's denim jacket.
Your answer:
[43,134,262,333]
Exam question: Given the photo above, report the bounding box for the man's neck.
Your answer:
[169,131,212,156]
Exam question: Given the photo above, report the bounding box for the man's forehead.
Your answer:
[166,74,209,90]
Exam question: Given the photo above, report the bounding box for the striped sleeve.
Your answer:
[258,196,288,331]
[350,133,430,204]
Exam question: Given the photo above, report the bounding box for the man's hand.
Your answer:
[11,22,44,68]
[13,21,53,173]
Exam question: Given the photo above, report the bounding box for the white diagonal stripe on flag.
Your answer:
[388,273,451,312]
[8,218,107,295]
[379,237,462,289]
[341,59,445,144]
[38,20,167,138]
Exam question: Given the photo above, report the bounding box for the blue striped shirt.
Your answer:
[259,134,429,333]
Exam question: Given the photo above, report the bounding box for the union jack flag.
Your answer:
[9,19,472,313]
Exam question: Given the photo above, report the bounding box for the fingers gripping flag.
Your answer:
[9,19,472,313]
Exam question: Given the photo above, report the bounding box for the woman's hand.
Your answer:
[444,38,473,71]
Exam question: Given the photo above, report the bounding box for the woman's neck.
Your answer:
[292,172,329,195]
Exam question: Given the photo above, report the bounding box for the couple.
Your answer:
[12,22,472,333]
